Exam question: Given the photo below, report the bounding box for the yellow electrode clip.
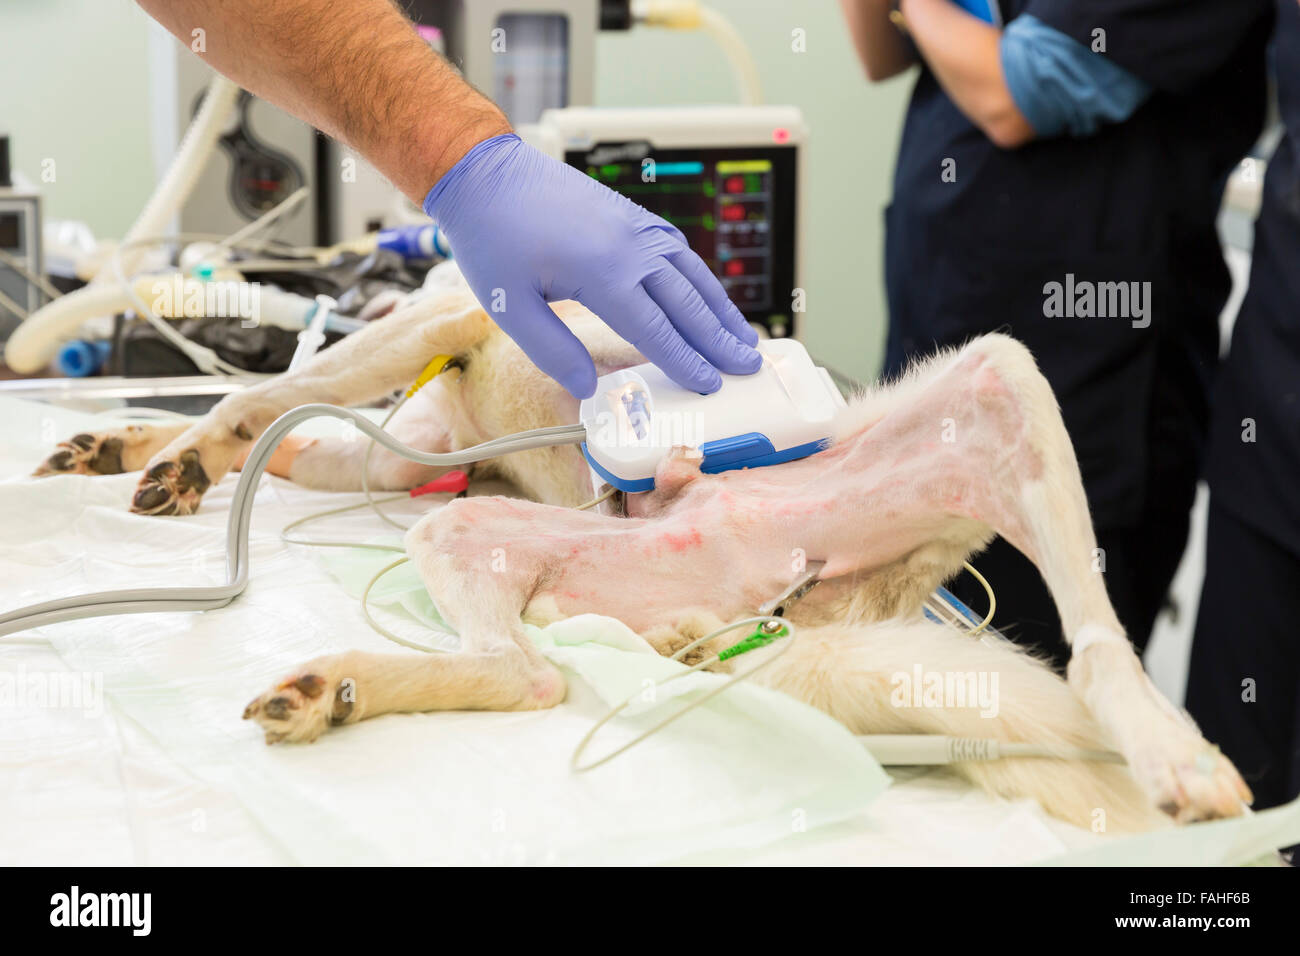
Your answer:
[406,354,456,397]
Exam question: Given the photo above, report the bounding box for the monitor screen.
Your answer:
[566,143,798,337]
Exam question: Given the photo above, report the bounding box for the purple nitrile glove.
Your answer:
[423,133,761,399]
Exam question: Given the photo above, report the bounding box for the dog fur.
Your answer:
[36,267,1250,833]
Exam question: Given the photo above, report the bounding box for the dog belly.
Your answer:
[529,485,951,632]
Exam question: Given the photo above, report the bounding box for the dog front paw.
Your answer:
[35,422,187,479]
[34,432,126,477]
[131,449,212,515]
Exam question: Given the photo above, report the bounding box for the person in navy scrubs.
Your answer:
[1187,0,1300,817]
[840,0,1274,669]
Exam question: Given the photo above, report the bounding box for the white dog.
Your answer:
[37,270,1250,833]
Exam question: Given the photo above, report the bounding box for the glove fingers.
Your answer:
[642,261,763,376]
[642,217,691,252]
[639,214,758,349]
[486,288,599,399]
[662,245,760,348]
[594,286,721,394]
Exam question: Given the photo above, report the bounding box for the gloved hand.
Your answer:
[424,133,762,399]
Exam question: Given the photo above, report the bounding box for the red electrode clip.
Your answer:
[409,470,470,498]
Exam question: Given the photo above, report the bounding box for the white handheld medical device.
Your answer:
[579,337,845,493]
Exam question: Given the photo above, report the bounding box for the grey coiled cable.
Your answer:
[0,404,587,637]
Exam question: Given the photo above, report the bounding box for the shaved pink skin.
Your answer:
[432,349,1041,634]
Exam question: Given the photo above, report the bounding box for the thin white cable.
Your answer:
[291,479,616,651]
[359,556,429,650]
[4,230,337,373]
[109,236,265,377]
[279,495,409,551]
[571,615,796,772]
[286,356,462,547]
[214,186,310,257]
[362,395,416,532]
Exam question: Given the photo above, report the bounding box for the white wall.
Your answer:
[0,1,158,239]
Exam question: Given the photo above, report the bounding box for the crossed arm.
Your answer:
[839,0,1036,148]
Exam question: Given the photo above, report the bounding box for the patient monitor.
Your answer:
[521,105,807,340]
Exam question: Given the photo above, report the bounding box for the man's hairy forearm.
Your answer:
[137,0,511,200]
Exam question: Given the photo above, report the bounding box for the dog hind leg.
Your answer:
[753,619,1166,833]
[243,493,567,742]
[942,334,1250,822]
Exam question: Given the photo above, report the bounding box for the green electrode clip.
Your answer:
[571,562,826,773]
[718,621,790,661]
[716,558,825,661]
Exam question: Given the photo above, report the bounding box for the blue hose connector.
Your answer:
[377,223,451,260]
[56,340,112,377]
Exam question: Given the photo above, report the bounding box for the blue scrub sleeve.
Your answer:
[999,14,1152,138]
[1024,0,1272,95]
